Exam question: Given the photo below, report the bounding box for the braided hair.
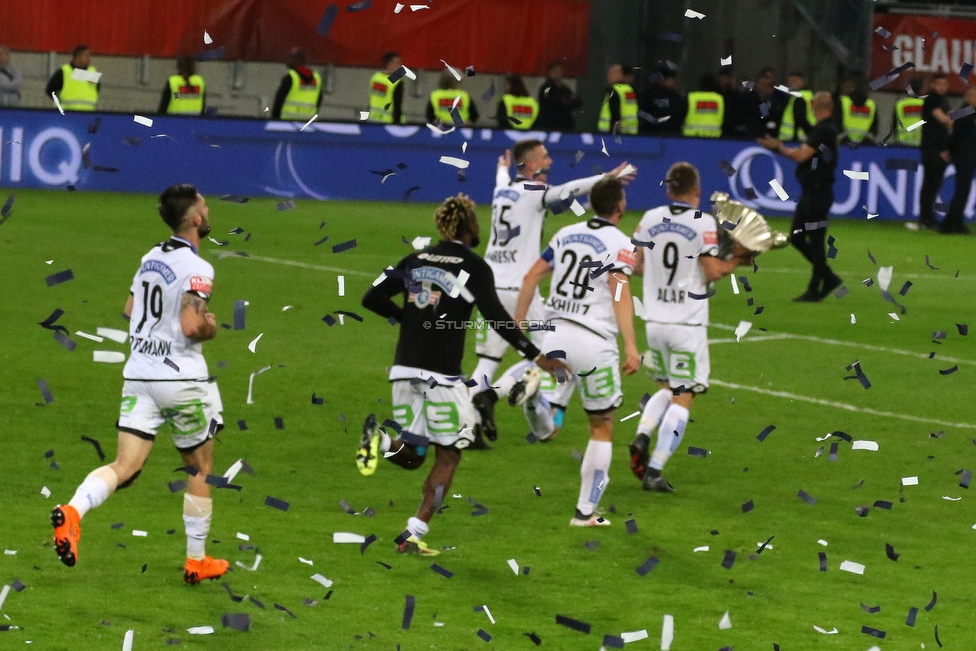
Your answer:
[434,193,475,241]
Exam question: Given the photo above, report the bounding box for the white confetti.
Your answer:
[850,313,856,324]
[718,611,731,630]
[40,486,51,498]
[902,476,919,486]
[569,199,586,216]
[236,532,250,541]
[482,605,495,624]
[311,573,333,588]
[70,68,102,84]
[661,614,674,650]
[93,351,126,363]
[373,266,394,286]
[813,625,839,634]
[768,178,789,201]
[359,111,370,121]
[817,539,828,546]
[600,136,608,156]
[223,459,243,482]
[0,584,9,611]
[45,260,54,264]
[462,141,468,153]
[76,331,104,342]
[402,65,417,80]
[97,327,128,342]
[720,55,732,66]
[440,59,462,81]
[411,237,431,250]
[439,156,469,169]
[616,163,637,178]
[235,554,262,571]
[122,630,134,651]
[888,312,900,321]
[684,8,705,18]
[246,365,272,405]
[632,296,645,319]
[757,542,773,549]
[394,2,403,12]
[52,92,64,115]
[132,530,147,537]
[507,559,519,575]
[877,266,893,292]
[409,4,429,11]
[943,496,962,501]
[851,440,879,451]
[299,557,314,565]
[282,305,293,311]
[734,320,752,342]
[693,545,709,552]
[333,532,366,544]
[843,169,869,181]
[3,550,17,555]
[247,333,264,353]
[187,626,214,635]
[133,115,153,127]
[839,560,865,574]
[815,432,833,441]
[300,114,318,131]
[867,213,878,219]
[906,119,926,132]
[338,275,345,297]
[621,629,648,643]
[730,274,740,294]
[619,411,641,422]
[204,30,213,44]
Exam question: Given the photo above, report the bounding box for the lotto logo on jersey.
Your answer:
[189,275,213,298]
[703,231,718,246]
[616,248,636,268]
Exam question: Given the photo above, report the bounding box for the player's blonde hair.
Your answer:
[434,193,475,241]
[664,162,700,197]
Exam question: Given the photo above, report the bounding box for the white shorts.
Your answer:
[644,322,710,393]
[538,321,623,413]
[117,380,224,450]
[475,288,549,360]
[390,379,476,450]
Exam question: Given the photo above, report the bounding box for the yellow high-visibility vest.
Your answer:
[167,74,205,115]
[430,89,471,124]
[502,94,539,129]
[682,91,724,138]
[895,97,924,147]
[778,89,815,141]
[59,64,99,111]
[369,71,400,123]
[841,96,877,143]
[281,69,322,121]
[598,83,637,134]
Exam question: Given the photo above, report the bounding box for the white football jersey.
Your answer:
[123,237,214,381]
[635,203,719,326]
[542,218,635,340]
[483,167,604,290]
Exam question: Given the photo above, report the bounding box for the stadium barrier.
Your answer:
[0,109,970,220]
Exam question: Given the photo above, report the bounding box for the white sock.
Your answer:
[650,404,690,471]
[576,440,612,516]
[183,494,213,561]
[68,466,119,518]
[637,389,672,437]
[378,430,392,453]
[470,358,500,395]
[407,516,429,539]
[524,394,555,440]
[494,360,534,399]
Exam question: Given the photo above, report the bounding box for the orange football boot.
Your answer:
[184,556,229,584]
[51,505,81,567]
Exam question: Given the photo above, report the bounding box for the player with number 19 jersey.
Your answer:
[123,237,214,381]
[635,203,719,326]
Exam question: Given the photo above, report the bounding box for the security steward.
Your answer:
[426,70,478,127]
[598,64,637,134]
[496,75,539,129]
[271,48,322,121]
[46,45,99,111]
[683,74,724,138]
[369,51,404,124]
[159,56,205,115]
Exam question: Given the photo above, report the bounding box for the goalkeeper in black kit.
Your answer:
[357,194,569,556]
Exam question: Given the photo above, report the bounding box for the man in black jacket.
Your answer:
[535,62,582,132]
[358,194,568,556]
[919,74,954,230]
[941,86,976,234]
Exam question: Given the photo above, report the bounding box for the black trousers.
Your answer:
[791,189,835,293]
[919,151,949,227]
[943,160,976,232]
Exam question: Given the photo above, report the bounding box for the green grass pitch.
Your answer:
[1,189,975,650]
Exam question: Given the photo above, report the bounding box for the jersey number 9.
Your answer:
[661,242,679,285]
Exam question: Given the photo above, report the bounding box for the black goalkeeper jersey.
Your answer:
[362,240,541,377]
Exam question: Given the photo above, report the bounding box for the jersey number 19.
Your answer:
[136,281,163,334]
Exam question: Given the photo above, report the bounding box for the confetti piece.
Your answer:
[402,595,415,629]
[76,331,103,342]
[132,530,147,537]
[845,360,871,389]
[862,626,886,639]
[885,543,900,561]
[439,156,469,169]
[719,611,731,630]
[694,545,709,552]
[0,193,14,222]
[840,560,865,574]
[187,626,214,635]
[332,240,357,253]
[556,615,591,633]
[220,195,250,203]
[906,119,926,132]
[247,333,263,353]
[37,379,54,404]
[347,0,371,10]
[949,105,975,120]
[133,115,153,127]
[203,30,213,44]
[862,603,881,613]
[742,499,754,513]
[93,351,125,363]
[684,8,705,18]
[316,4,340,35]
[122,629,134,651]
[661,615,674,650]
[926,591,938,611]
[311,573,333,588]
[265,496,289,511]
[852,440,879,451]
[756,425,775,441]
[41,486,52,498]
[53,331,76,351]
[52,92,64,114]
[687,446,708,457]
[902,476,919,486]
[721,550,736,569]
[476,629,491,642]
[939,365,958,375]
[734,320,752,342]
[81,435,106,460]
[819,551,827,571]
[768,178,789,201]
[814,625,839,634]
[197,46,226,62]
[300,114,318,131]
[844,170,869,181]
[875,26,891,38]
[46,269,74,287]
[221,613,250,631]
[619,411,640,422]
[333,532,366,544]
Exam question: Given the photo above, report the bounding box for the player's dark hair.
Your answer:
[71,45,89,59]
[664,162,700,197]
[434,193,475,241]
[158,184,200,231]
[513,139,544,164]
[506,75,529,97]
[382,51,399,66]
[590,177,624,217]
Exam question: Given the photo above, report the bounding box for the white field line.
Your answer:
[754,267,958,281]
[709,378,976,430]
[710,323,976,367]
[709,334,793,345]
[212,252,375,277]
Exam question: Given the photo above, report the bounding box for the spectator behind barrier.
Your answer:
[46,45,99,111]
[368,51,404,124]
[893,77,924,147]
[159,56,206,116]
[779,71,815,142]
[598,64,637,134]
[427,70,478,127]
[497,75,538,130]
[717,67,743,138]
[0,46,23,107]
[535,61,583,132]
[271,47,322,121]
[838,76,877,145]
[683,74,724,138]
[637,65,684,135]
[741,67,786,139]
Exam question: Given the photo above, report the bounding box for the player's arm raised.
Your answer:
[698,243,754,282]
[608,271,641,375]
[181,292,217,342]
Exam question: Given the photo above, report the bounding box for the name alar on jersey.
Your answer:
[658,287,687,304]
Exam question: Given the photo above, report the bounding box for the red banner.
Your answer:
[872,13,976,94]
[0,0,589,76]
